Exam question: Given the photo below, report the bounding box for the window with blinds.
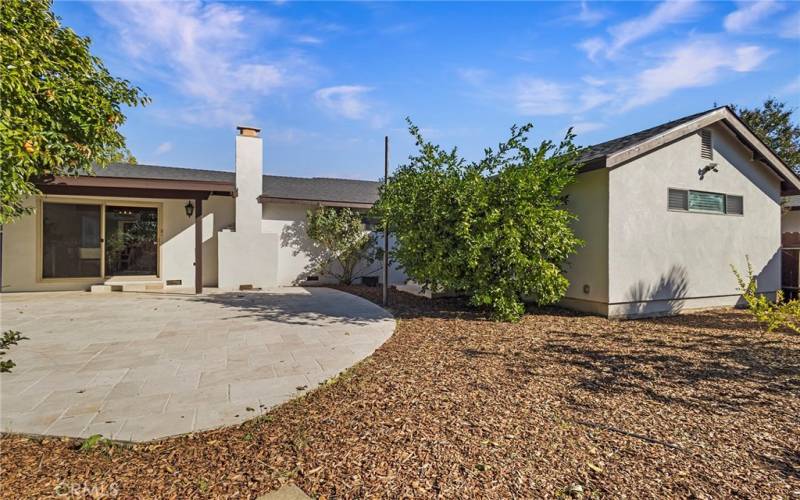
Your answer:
[689,190,724,213]
[668,188,743,215]
[700,130,713,160]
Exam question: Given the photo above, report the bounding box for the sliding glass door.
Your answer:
[42,203,102,278]
[104,206,158,276]
[41,201,159,280]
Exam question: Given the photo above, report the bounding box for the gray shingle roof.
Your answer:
[92,163,381,204]
[578,107,722,165]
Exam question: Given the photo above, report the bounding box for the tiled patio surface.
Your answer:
[0,287,394,442]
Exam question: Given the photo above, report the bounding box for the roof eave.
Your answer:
[257,195,374,209]
[602,107,800,193]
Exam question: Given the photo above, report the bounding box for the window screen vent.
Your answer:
[726,194,743,215]
[700,130,713,160]
[668,188,688,211]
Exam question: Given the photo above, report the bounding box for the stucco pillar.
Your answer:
[235,127,263,234]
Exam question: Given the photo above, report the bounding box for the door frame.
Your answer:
[36,196,163,283]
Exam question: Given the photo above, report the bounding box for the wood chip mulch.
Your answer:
[1,286,799,499]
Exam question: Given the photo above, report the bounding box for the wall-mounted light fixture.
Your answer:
[698,162,718,180]
[185,201,194,217]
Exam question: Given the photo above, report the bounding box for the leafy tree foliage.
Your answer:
[0,0,149,223]
[732,98,800,173]
[375,120,583,321]
[306,207,380,285]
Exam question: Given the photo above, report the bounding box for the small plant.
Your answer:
[732,256,800,333]
[79,434,110,452]
[0,330,27,373]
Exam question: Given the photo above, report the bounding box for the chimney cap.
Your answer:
[236,125,261,137]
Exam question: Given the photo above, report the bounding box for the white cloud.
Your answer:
[781,76,800,94]
[577,38,606,62]
[580,0,700,60]
[294,35,323,45]
[456,67,490,86]
[571,121,606,135]
[513,79,612,117]
[154,142,173,155]
[514,79,571,116]
[574,0,608,26]
[780,10,800,38]
[95,1,314,126]
[724,0,783,33]
[314,85,374,120]
[622,40,770,111]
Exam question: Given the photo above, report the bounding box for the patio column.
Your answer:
[194,197,203,294]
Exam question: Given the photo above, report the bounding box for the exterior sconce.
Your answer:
[185,201,194,217]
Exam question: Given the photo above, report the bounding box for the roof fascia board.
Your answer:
[41,175,235,194]
[604,108,800,192]
[605,109,726,168]
[717,108,800,191]
[258,196,373,209]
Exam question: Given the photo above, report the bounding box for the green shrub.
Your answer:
[732,257,800,333]
[0,330,27,373]
[375,119,582,321]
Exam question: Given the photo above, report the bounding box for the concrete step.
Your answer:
[92,277,165,293]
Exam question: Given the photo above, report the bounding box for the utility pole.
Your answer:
[382,135,389,306]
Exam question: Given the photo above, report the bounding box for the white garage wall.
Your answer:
[607,122,782,317]
[560,168,610,315]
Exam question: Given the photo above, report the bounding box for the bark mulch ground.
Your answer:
[1,286,799,499]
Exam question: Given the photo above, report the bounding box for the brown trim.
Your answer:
[577,157,607,173]
[257,196,374,209]
[194,198,203,294]
[40,175,235,194]
[606,109,725,168]
[603,108,800,193]
[38,185,219,200]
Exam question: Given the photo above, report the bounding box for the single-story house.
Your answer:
[2,107,798,318]
[562,106,800,317]
[0,125,402,294]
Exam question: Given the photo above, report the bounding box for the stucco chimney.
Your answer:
[234,126,263,234]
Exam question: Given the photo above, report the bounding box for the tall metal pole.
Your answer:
[382,136,389,306]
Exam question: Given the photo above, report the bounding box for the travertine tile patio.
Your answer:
[0,287,394,442]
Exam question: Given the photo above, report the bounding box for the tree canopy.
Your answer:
[733,98,800,173]
[0,0,149,223]
[375,120,582,321]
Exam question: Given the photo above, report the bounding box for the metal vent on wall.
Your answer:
[700,130,713,160]
[668,188,688,211]
[726,194,743,215]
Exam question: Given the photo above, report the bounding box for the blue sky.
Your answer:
[54,1,800,180]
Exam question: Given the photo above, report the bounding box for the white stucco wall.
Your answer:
[159,196,234,288]
[560,168,609,315]
[263,202,320,285]
[606,122,782,317]
[1,194,233,292]
[262,202,404,286]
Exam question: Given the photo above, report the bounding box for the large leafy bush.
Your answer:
[375,121,582,321]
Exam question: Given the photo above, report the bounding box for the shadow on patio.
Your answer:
[189,287,393,327]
